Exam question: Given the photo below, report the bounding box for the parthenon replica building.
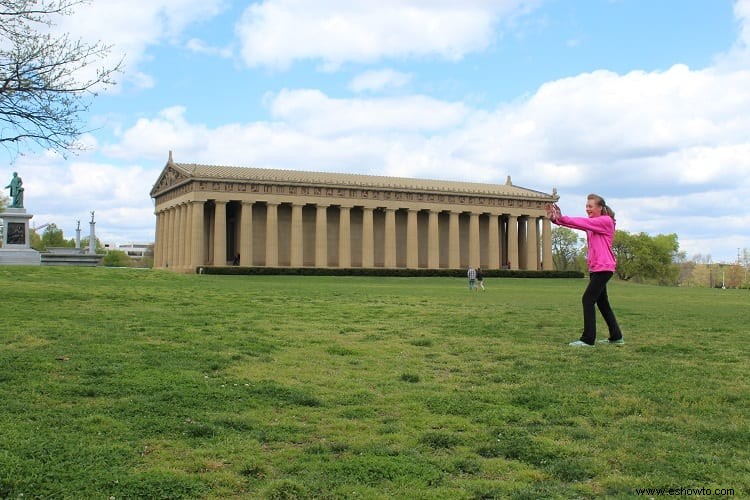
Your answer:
[151,152,557,273]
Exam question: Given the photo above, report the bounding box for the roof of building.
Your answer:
[152,152,556,199]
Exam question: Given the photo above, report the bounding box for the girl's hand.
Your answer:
[546,203,561,221]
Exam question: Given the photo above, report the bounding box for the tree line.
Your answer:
[552,227,748,287]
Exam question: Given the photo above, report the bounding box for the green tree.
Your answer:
[29,227,42,250]
[613,231,680,285]
[41,223,68,248]
[1,0,121,158]
[612,231,636,280]
[551,226,584,271]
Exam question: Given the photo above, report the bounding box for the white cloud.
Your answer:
[11,153,157,245]
[268,89,471,135]
[235,0,538,69]
[609,188,750,261]
[731,0,750,53]
[105,54,750,196]
[185,38,233,58]
[53,0,228,88]
[104,106,209,160]
[349,69,413,92]
[714,0,750,70]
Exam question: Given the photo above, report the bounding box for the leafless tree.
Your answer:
[1,0,122,158]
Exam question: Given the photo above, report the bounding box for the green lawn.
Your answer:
[1,267,747,499]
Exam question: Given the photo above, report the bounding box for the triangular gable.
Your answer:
[150,163,191,197]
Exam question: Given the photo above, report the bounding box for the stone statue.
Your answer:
[5,172,24,208]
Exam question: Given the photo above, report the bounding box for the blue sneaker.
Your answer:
[569,340,594,347]
[598,338,625,346]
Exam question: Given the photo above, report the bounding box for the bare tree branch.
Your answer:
[0,0,122,158]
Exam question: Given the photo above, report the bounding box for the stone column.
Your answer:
[191,200,205,268]
[448,211,460,268]
[173,208,181,267]
[406,208,418,268]
[172,207,180,267]
[362,207,374,268]
[213,201,227,266]
[171,207,179,267]
[178,204,188,269]
[507,215,519,270]
[240,202,253,266]
[517,216,528,270]
[266,202,279,267]
[88,214,96,256]
[384,208,396,268]
[155,211,166,268]
[75,220,81,251]
[427,210,439,269]
[526,216,539,270]
[165,207,174,268]
[183,202,192,268]
[542,217,553,271]
[315,204,327,267]
[338,205,351,268]
[488,213,500,270]
[151,213,159,266]
[290,203,303,267]
[469,212,480,267]
[170,207,178,267]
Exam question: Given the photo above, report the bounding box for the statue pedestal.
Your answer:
[0,208,40,265]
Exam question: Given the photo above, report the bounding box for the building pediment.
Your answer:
[150,163,191,197]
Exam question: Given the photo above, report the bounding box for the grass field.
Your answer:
[1,267,747,499]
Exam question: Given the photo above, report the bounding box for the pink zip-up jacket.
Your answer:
[554,215,617,272]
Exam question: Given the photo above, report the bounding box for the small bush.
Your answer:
[102,250,132,267]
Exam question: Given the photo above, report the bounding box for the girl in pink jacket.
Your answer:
[547,194,624,347]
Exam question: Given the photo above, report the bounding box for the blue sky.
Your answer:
[3,0,748,263]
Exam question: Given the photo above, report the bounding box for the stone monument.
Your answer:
[88,211,96,255]
[0,172,41,265]
[40,215,102,267]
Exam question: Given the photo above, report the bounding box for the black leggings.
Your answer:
[581,271,623,345]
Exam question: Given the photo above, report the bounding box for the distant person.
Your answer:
[547,194,624,347]
[232,253,240,266]
[476,267,485,291]
[467,266,477,291]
